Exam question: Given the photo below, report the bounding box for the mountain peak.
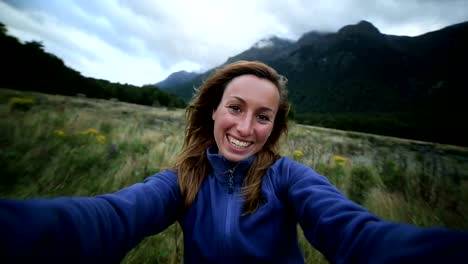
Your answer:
[297,30,330,46]
[338,20,381,36]
[155,70,198,89]
[252,36,293,49]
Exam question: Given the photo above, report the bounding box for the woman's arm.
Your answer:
[0,169,182,263]
[284,159,468,263]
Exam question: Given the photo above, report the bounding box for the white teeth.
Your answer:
[228,136,250,148]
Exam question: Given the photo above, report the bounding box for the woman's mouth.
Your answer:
[227,135,252,149]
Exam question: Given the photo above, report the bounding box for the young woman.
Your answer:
[1,61,467,263]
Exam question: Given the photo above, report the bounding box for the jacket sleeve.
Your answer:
[0,169,182,263]
[284,159,468,264]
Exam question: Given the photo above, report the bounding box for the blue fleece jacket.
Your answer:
[1,146,467,263]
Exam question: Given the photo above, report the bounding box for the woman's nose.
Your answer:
[236,115,253,137]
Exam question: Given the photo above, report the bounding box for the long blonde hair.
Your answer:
[175,60,289,214]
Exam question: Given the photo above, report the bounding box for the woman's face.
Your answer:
[212,74,280,162]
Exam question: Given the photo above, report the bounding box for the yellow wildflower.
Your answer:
[80,128,100,136]
[293,150,304,160]
[8,97,34,105]
[333,155,349,166]
[8,97,34,111]
[97,135,106,144]
[53,130,65,136]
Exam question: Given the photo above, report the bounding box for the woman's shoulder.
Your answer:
[267,156,329,185]
[143,169,179,186]
[270,156,318,175]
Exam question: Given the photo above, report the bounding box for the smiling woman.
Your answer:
[212,75,279,162]
[177,61,290,215]
[1,61,468,263]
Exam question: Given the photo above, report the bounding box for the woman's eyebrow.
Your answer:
[259,107,275,114]
[227,96,246,103]
[228,96,275,113]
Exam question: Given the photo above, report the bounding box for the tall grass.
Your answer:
[1,88,467,263]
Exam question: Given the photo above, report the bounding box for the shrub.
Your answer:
[380,160,405,192]
[315,162,347,192]
[348,165,375,204]
[409,170,446,209]
[8,97,34,111]
[100,122,113,134]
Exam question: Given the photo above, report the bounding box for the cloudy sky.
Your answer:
[1,0,468,86]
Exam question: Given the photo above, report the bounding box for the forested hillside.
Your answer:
[0,23,186,109]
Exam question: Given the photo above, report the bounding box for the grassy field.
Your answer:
[1,88,467,263]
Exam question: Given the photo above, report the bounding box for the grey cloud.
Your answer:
[1,0,468,85]
[265,0,468,38]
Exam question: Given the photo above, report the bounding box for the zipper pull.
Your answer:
[227,169,234,194]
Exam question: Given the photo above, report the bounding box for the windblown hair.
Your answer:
[175,60,289,214]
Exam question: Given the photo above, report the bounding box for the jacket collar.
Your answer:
[206,146,255,184]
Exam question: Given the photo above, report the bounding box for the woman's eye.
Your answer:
[257,115,270,121]
[228,105,241,112]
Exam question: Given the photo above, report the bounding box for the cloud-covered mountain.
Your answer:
[160,20,468,146]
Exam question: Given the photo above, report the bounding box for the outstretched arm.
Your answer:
[285,160,468,263]
[0,169,182,263]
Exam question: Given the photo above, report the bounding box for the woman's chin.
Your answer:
[221,152,247,162]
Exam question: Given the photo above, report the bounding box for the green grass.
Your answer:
[1,88,467,263]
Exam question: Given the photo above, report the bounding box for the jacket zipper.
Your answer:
[227,168,234,194]
[224,166,237,256]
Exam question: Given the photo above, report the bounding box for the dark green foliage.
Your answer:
[402,171,467,229]
[0,149,22,192]
[99,122,113,134]
[375,154,468,229]
[380,160,405,192]
[348,165,375,204]
[0,22,186,109]
[327,165,346,187]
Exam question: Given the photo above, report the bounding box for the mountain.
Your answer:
[155,70,198,89]
[161,20,468,146]
[225,36,296,64]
